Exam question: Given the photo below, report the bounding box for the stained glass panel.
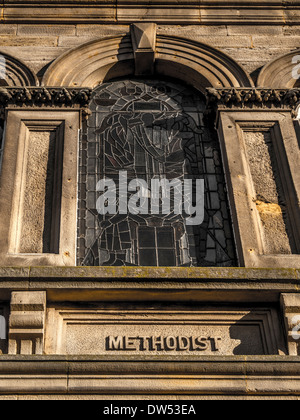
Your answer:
[77,80,236,267]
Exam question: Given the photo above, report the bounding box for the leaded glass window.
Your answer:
[77,79,236,267]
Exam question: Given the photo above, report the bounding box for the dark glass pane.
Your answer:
[158,249,176,267]
[139,249,157,266]
[157,228,174,248]
[139,228,156,248]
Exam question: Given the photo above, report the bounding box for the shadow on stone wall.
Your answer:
[229,312,286,356]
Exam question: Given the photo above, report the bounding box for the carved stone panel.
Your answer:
[242,128,295,255]
[45,305,286,356]
[217,111,300,268]
[0,111,79,266]
[14,127,63,254]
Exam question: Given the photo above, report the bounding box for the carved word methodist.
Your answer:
[106,336,221,352]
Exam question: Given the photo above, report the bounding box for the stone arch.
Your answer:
[42,35,254,93]
[0,51,38,87]
[257,49,300,88]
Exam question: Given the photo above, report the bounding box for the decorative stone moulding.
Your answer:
[206,87,300,114]
[0,87,92,109]
[3,0,300,25]
[0,52,38,87]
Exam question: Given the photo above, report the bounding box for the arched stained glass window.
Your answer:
[77,79,236,267]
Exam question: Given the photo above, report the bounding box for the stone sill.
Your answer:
[0,266,298,302]
[0,266,299,280]
[0,355,300,397]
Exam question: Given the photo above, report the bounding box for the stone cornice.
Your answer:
[206,88,300,114]
[0,87,92,109]
[2,1,300,24]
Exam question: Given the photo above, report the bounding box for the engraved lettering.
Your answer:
[125,337,136,351]
[178,336,189,351]
[138,336,151,351]
[106,335,222,353]
[165,336,177,351]
[209,337,222,352]
[152,336,163,351]
[195,337,209,351]
[107,336,124,350]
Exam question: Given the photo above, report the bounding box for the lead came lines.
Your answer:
[77,79,236,267]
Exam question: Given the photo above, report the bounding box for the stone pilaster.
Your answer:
[281,294,300,356]
[8,291,46,355]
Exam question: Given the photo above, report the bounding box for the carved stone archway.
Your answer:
[42,34,254,93]
[0,51,38,87]
[258,49,300,88]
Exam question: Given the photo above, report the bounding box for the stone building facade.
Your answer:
[0,0,299,399]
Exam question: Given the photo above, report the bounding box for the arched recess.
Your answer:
[257,49,300,88]
[0,51,38,87]
[42,35,254,92]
